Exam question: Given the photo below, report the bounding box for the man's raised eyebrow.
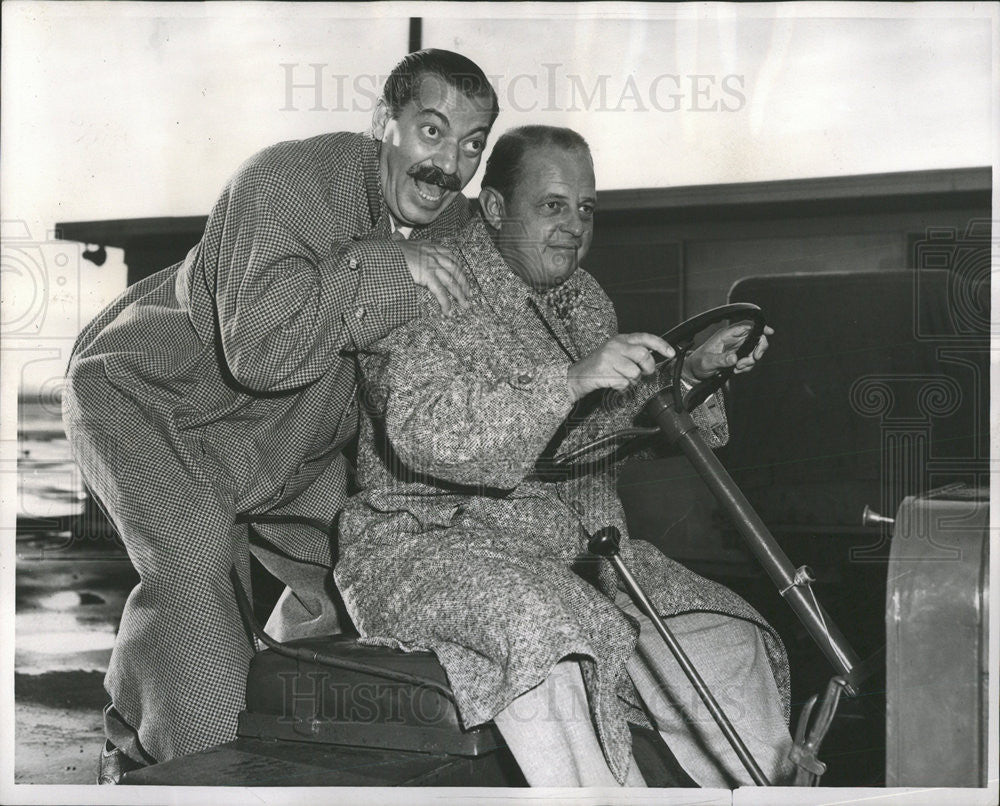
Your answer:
[417,108,451,128]
[418,108,490,139]
[460,125,491,139]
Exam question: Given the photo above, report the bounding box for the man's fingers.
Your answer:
[428,247,462,276]
[407,243,469,312]
[450,269,472,302]
[719,321,772,346]
[613,361,642,384]
[622,332,675,361]
[424,274,452,315]
[721,321,754,346]
[434,265,469,309]
[441,256,472,299]
[753,333,769,360]
[732,334,770,373]
[426,248,470,306]
[619,342,658,375]
[636,349,657,375]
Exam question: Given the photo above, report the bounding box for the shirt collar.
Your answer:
[388,213,413,239]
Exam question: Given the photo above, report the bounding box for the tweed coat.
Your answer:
[336,217,790,784]
[61,132,472,761]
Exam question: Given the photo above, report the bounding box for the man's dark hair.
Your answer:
[382,49,499,125]
[482,126,591,203]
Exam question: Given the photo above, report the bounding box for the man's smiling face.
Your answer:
[373,75,494,227]
[490,144,596,290]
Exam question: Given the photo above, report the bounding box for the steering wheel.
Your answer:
[657,303,766,413]
[538,303,766,476]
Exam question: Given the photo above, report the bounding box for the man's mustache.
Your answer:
[408,165,462,192]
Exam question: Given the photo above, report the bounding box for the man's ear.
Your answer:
[478,186,505,230]
[371,100,390,140]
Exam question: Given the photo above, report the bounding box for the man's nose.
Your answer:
[561,211,586,238]
[432,140,459,176]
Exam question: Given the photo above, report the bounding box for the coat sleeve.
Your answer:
[359,305,575,490]
[208,157,420,393]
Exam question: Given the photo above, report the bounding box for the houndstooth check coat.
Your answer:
[336,216,790,784]
[61,132,472,762]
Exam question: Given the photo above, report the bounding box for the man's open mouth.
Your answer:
[414,178,446,203]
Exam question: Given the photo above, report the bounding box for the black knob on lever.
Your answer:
[587,526,622,558]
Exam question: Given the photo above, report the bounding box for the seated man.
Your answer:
[335,125,793,787]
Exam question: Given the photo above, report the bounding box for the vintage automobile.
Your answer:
[119,274,989,790]
[52,170,991,790]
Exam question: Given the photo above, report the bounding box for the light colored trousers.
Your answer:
[250,537,343,641]
[493,592,794,788]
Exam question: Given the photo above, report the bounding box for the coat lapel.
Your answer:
[527,291,581,362]
[359,136,385,231]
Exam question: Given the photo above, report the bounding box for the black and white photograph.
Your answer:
[1,2,996,804]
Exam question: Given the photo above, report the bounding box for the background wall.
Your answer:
[2,3,996,389]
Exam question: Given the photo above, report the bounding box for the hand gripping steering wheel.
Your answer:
[539,303,766,476]
[656,302,766,414]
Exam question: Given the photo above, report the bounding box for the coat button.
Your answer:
[354,306,366,320]
[517,373,533,385]
[348,257,359,270]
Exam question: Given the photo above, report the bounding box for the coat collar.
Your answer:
[359,134,470,242]
[359,135,384,231]
[455,217,583,361]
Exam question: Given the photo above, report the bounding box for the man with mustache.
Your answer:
[336,125,793,788]
[62,49,498,782]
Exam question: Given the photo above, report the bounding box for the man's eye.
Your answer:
[421,125,439,138]
[462,139,484,156]
[543,201,562,212]
[580,205,595,218]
